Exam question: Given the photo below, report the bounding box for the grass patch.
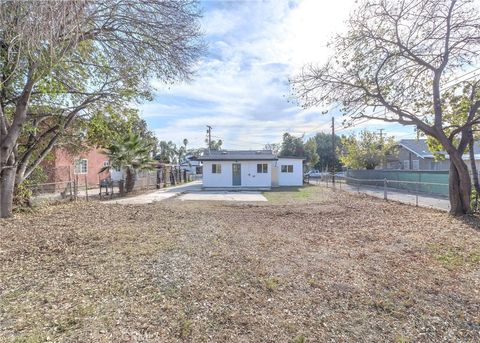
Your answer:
[293,334,307,343]
[263,185,328,204]
[264,276,280,292]
[428,243,480,270]
[12,332,47,343]
[177,313,193,339]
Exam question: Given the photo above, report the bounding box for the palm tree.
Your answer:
[178,146,187,164]
[157,140,178,163]
[101,134,155,193]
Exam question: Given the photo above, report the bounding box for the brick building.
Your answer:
[42,147,110,189]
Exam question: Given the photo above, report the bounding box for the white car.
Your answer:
[305,170,322,177]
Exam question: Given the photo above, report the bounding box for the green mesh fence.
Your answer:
[345,170,449,197]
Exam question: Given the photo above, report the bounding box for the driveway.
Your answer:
[179,190,268,202]
[107,181,202,204]
[107,181,268,204]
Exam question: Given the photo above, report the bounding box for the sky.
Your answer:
[140,0,418,150]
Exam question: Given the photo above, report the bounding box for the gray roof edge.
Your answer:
[197,157,278,161]
[277,155,306,160]
[398,142,426,159]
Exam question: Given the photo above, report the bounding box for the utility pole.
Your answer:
[378,128,385,141]
[206,125,212,152]
[331,117,335,185]
[378,128,385,168]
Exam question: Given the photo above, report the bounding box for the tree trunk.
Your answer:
[448,151,471,215]
[468,136,480,210]
[125,168,135,193]
[0,164,17,218]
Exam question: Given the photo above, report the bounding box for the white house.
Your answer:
[180,155,202,175]
[197,150,304,189]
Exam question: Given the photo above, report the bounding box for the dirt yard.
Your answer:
[1,185,479,342]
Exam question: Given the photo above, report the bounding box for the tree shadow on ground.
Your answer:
[459,214,480,232]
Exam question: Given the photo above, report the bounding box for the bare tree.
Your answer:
[264,143,281,155]
[0,0,204,218]
[292,0,480,215]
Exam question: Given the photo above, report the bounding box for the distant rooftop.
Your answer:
[398,139,436,158]
[399,139,480,160]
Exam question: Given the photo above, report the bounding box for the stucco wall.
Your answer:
[48,148,109,187]
[276,158,304,186]
[202,160,273,188]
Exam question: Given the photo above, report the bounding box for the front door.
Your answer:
[232,163,241,186]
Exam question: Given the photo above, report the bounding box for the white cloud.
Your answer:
[141,0,398,149]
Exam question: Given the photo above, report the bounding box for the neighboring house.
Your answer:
[387,139,480,171]
[196,150,304,189]
[41,147,110,188]
[180,155,202,175]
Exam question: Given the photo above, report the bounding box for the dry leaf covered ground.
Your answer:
[1,185,479,342]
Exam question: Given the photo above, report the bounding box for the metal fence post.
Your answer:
[84,174,89,201]
[74,175,78,200]
[68,166,73,201]
[383,178,387,200]
[416,180,419,207]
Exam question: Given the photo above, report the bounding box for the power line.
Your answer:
[378,128,385,140]
[441,67,480,90]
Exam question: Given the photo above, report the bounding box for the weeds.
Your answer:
[293,334,306,343]
[428,243,480,269]
[264,276,280,292]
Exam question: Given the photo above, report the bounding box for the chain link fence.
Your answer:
[29,166,197,204]
[307,172,451,211]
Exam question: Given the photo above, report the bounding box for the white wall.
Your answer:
[277,158,304,186]
[202,160,273,188]
[241,161,272,187]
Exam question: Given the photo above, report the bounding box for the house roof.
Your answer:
[399,139,480,160]
[398,139,436,159]
[277,155,305,160]
[196,150,278,161]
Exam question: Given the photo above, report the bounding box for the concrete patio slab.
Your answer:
[179,191,268,202]
[107,181,202,205]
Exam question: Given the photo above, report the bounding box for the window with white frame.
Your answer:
[403,160,410,170]
[281,165,293,173]
[412,160,420,170]
[257,163,268,173]
[74,159,88,174]
[212,164,222,174]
